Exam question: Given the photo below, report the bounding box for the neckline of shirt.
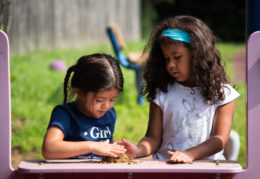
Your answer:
[174,81,200,90]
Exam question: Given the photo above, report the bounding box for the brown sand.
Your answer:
[101,154,137,164]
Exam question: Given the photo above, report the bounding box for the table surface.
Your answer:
[18,159,244,174]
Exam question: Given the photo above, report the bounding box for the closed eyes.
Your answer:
[164,55,182,62]
[174,55,182,60]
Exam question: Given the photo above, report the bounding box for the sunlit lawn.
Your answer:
[10,41,246,168]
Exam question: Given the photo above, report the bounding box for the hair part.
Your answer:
[143,15,229,104]
[63,53,123,104]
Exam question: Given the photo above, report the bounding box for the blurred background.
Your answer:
[1,0,246,169]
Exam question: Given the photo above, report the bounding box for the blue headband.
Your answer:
[161,28,191,43]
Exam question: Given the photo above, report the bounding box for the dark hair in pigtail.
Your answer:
[63,65,75,104]
[63,53,123,104]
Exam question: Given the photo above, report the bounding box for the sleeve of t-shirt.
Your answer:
[48,105,71,137]
[153,89,165,110]
[217,84,240,107]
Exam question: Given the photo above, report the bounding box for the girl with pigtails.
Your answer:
[42,53,126,159]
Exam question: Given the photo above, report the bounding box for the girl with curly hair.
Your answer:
[121,15,240,163]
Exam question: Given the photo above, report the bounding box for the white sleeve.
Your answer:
[217,84,240,107]
[153,89,164,110]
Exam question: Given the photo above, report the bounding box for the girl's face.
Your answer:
[160,43,191,86]
[75,88,120,118]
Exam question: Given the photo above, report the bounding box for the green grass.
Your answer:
[11,42,246,167]
[218,43,246,167]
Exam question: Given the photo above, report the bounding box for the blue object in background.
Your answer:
[106,27,144,105]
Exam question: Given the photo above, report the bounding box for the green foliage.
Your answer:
[217,43,247,167]
[11,42,246,167]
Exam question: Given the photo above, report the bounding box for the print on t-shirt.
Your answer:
[168,96,210,151]
[83,126,112,139]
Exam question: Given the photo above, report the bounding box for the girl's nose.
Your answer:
[102,101,109,110]
[168,59,176,69]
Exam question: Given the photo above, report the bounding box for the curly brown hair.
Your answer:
[143,15,229,104]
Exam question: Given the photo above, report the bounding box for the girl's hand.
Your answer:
[117,138,138,158]
[167,150,194,163]
[92,139,126,157]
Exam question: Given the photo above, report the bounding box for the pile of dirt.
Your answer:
[101,154,137,164]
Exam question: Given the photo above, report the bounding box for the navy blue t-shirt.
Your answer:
[48,102,116,159]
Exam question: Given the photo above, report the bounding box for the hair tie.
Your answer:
[161,28,191,43]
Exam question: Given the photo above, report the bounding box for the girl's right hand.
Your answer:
[117,138,138,158]
[91,139,126,157]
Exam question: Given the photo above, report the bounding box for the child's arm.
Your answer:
[42,126,126,159]
[168,100,235,163]
[121,102,163,158]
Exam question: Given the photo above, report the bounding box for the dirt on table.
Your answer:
[101,154,137,164]
[166,160,193,164]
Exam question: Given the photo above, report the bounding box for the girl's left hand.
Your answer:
[167,150,194,163]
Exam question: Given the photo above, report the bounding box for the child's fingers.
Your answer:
[107,153,118,158]
[116,145,126,151]
[111,142,126,151]
[168,151,180,161]
[168,150,192,163]
[168,150,181,161]
[114,138,130,148]
[101,144,126,157]
[168,151,175,156]
[109,145,127,156]
[115,148,126,154]
[122,138,132,146]
[122,138,128,142]
[115,140,124,145]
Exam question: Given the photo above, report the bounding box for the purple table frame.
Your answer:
[1,29,260,179]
